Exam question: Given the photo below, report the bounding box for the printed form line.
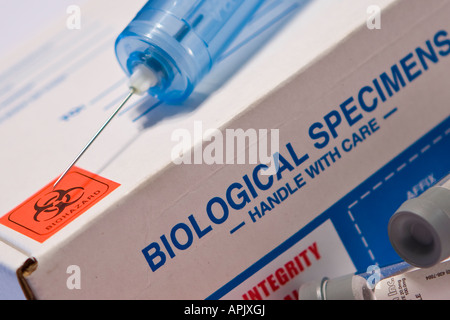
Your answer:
[91,78,127,105]
[218,2,300,63]
[0,19,99,87]
[0,26,116,125]
[0,34,114,125]
[133,100,164,122]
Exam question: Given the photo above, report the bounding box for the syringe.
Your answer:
[54,0,264,188]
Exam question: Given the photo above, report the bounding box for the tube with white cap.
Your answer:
[298,259,450,300]
[298,261,412,300]
[388,173,450,268]
[297,274,376,300]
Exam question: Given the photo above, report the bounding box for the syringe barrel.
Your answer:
[115,0,263,103]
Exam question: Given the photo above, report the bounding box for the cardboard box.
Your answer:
[0,0,449,299]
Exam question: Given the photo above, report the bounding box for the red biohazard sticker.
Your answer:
[0,167,120,243]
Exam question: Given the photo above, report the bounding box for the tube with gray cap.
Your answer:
[388,173,450,268]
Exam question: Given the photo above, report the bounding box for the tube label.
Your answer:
[374,259,450,300]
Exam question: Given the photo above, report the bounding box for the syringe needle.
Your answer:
[53,88,136,189]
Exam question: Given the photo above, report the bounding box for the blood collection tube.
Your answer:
[388,173,450,268]
[298,259,450,300]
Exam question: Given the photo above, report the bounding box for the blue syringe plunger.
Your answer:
[115,0,264,103]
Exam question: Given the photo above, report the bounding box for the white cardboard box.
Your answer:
[0,0,449,299]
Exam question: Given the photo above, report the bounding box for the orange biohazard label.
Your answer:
[0,167,120,243]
